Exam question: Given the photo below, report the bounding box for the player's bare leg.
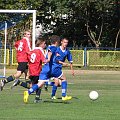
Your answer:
[24,69,29,80]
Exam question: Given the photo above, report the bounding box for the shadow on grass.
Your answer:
[72,96,80,99]
[42,96,80,104]
[28,97,79,104]
[43,100,71,104]
[57,96,79,100]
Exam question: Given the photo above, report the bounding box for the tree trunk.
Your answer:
[115,29,120,49]
[86,22,101,48]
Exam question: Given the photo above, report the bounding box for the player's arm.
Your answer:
[26,51,31,62]
[25,40,31,53]
[56,59,74,76]
[70,63,74,76]
[67,50,74,76]
[55,52,68,66]
[44,50,52,63]
[58,60,74,75]
[57,60,68,66]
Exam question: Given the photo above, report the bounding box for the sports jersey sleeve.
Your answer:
[67,50,73,63]
[24,39,31,53]
[48,46,55,54]
[27,51,31,62]
[40,51,45,62]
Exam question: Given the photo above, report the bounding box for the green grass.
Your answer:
[0,70,120,120]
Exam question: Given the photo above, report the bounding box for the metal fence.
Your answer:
[0,49,9,65]
[87,50,120,67]
[1,47,120,67]
[12,49,18,65]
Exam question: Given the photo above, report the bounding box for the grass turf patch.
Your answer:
[0,70,120,120]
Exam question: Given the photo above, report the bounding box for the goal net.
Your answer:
[0,10,36,78]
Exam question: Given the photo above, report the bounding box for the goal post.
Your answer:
[0,10,36,49]
[0,10,36,78]
[4,21,7,77]
[0,21,7,78]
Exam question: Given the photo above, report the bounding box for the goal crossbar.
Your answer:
[0,10,36,49]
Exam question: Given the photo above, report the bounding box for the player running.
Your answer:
[11,37,46,103]
[24,36,73,103]
[0,30,31,91]
[23,35,60,103]
[50,37,74,99]
[45,38,74,99]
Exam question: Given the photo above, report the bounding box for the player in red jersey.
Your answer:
[0,30,32,91]
[11,37,46,103]
[14,30,32,80]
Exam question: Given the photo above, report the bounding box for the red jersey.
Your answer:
[14,37,31,62]
[27,47,45,76]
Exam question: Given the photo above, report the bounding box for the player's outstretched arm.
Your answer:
[57,60,68,66]
[70,63,74,76]
[58,61,74,76]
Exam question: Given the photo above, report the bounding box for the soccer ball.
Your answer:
[89,91,99,100]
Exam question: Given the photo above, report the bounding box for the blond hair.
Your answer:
[24,30,31,36]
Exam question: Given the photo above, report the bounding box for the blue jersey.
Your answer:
[52,46,73,69]
[41,45,57,73]
[47,45,58,69]
[39,45,58,80]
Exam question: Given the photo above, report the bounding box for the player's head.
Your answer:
[24,30,31,39]
[35,37,46,49]
[50,35,60,46]
[61,38,69,48]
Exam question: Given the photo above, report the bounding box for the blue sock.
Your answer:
[51,85,57,97]
[61,81,67,97]
[36,88,41,99]
[45,82,48,87]
[6,75,15,83]
[28,84,39,95]
[20,81,30,89]
[48,82,55,86]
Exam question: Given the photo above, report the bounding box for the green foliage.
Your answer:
[0,0,119,47]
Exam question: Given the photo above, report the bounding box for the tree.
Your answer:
[37,0,117,48]
[0,0,119,48]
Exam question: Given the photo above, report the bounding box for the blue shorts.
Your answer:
[39,64,50,81]
[39,71,50,81]
[39,67,63,80]
[51,67,63,78]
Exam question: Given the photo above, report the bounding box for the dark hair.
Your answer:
[50,35,60,44]
[35,37,46,47]
[61,37,69,42]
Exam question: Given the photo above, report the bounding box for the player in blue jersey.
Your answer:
[23,35,60,103]
[50,37,74,100]
[23,37,74,103]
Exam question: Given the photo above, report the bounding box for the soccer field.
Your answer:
[0,69,120,120]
